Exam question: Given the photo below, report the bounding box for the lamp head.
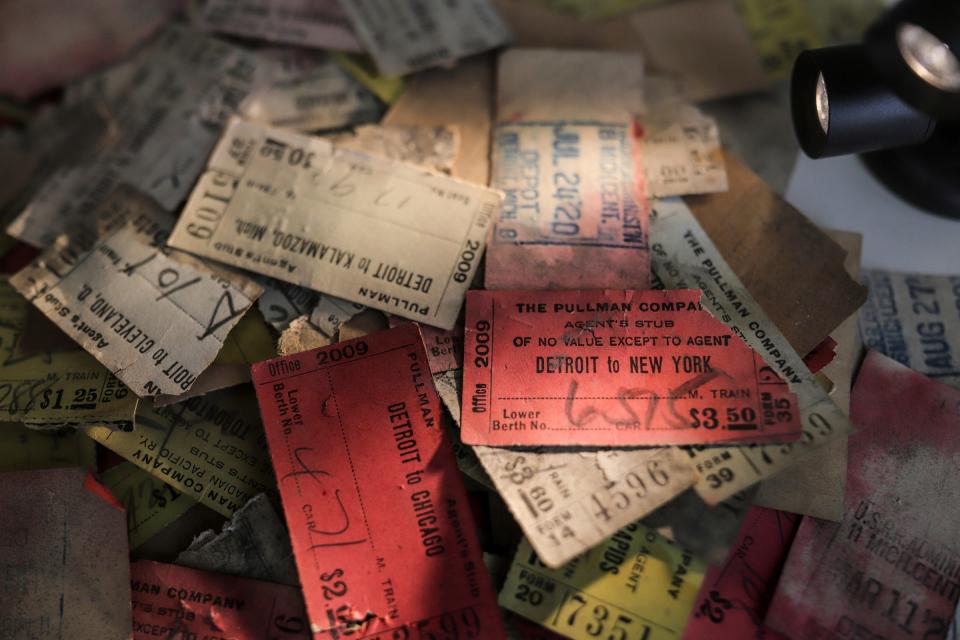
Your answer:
[867,0,960,120]
[791,45,936,158]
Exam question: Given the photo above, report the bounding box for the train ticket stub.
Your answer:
[152,306,278,406]
[244,48,380,132]
[650,198,853,504]
[131,560,310,639]
[84,386,278,518]
[339,0,511,76]
[500,524,705,640]
[199,0,363,51]
[859,270,960,389]
[252,324,505,639]
[169,119,501,330]
[9,26,256,249]
[101,461,196,550]
[487,121,650,290]
[475,445,697,569]
[390,315,464,374]
[12,222,258,397]
[639,102,728,198]
[433,363,696,568]
[766,351,960,640]
[462,289,802,446]
[0,279,137,425]
[682,506,799,639]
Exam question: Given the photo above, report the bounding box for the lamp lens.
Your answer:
[897,23,960,92]
[815,72,829,134]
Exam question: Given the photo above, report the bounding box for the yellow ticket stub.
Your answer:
[83,386,278,518]
[500,524,704,639]
[100,461,196,549]
[331,52,404,104]
[0,423,96,471]
[0,279,137,425]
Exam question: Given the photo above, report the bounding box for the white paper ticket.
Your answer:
[859,270,960,389]
[479,445,698,568]
[650,198,854,504]
[8,26,257,249]
[243,48,381,132]
[639,102,728,198]
[168,119,501,329]
[11,223,258,398]
[197,0,363,51]
[339,0,512,76]
[436,362,696,568]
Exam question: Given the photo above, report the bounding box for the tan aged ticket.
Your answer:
[0,279,137,426]
[168,119,501,329]
[476,444,697,568]
[639,101,728,198]
[11,221,259,398]
[84,386,278,518]
[650,198,853,504]
[436,312,696,568]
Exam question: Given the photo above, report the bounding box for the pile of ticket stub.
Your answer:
[1,2,959,639]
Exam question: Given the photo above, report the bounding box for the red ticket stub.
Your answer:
[462,289,801,446]
[388,315,464,374]
[131,559,310,639]
[682,506,800,640]
[252,324,505,639]
[766,351,960,640]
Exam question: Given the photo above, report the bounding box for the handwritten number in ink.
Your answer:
[565,380,599,427]
[121,252,158,277]
[197,290,248,341]
[328,173,356,197]
[154,268,202,302]
[697,590,731,623]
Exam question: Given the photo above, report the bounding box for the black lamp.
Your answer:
[791,0,960,219]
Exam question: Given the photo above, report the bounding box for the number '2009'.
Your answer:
[317,341,368,365]
[474,320,491,368]
[452,240,481,283]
